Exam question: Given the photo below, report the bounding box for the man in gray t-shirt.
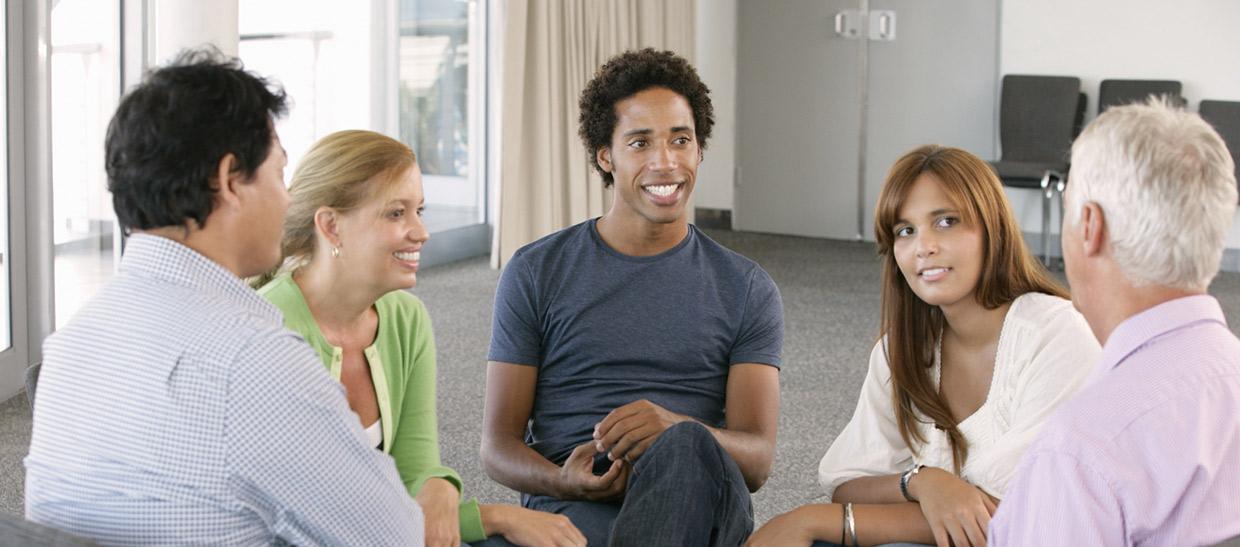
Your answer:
[480,49,784,547]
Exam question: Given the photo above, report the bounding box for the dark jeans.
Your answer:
[471,421,753,547]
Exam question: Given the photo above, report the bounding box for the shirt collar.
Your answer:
[1098,294,1227,373]
[120,234,281,322]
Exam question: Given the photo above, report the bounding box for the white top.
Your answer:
[365,419,383,449]
[818,292,1100,500]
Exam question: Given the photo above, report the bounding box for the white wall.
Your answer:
[999,0,1240,248]
[697,0,1240,252]
[150,0,239,62]
[693,0,737,211]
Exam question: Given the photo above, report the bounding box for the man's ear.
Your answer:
[1080,202,1106,257]
[596,146,613,172]
[313,206,342,248]
[213,153,245,210]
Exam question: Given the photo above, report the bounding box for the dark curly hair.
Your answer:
[105,47,288,233]
[578,48,714,186]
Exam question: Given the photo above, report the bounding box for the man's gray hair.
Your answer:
[1065,98,1237,291]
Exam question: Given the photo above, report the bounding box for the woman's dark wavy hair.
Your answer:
[578,48,713,186]
[105,47,288,233]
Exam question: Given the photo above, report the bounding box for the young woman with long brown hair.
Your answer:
[747,145,1099,547]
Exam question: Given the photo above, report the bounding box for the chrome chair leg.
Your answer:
[1040,172,1053,267]
[1038,170,1066,269]
[1053,177,1067,270]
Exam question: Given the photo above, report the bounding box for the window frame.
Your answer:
[391,0,492,268]
[2,0,55,400]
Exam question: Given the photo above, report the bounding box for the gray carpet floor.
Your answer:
[4,228,1240,526]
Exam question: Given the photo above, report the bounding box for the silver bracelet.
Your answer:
[844,502,859,547]
[900,464,925,501]
[843,501,853,543]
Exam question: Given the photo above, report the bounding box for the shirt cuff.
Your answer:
[410,466,464,497]
[729,354,782,368]
[458,498,486,543]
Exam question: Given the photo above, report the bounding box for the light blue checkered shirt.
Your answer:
[25,234,424,546]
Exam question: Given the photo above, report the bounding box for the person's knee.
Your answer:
[657,421,715,452]
[641,421,724,474]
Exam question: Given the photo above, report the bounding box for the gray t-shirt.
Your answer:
[488,219,783,466]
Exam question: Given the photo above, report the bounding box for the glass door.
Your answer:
[397,0,489,265]
[239,0,376,175]
[4,0,55,399]
[50,0,122,328]
[1,0,10,354]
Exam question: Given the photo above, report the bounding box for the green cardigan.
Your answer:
[259,273,486,542]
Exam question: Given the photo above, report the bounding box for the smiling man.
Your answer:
[480,49,784,546]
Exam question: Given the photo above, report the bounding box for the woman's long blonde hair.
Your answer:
[873,145,1066,472]
[253,129,416,286]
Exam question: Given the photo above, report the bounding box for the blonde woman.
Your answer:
[258,130,584,547]
[747,146,1099,547]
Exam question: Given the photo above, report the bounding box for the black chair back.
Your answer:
[1099,79,1184,113]
[1073,92,1088,138]
[1199,100,1240,198]
[998,75,1081,164]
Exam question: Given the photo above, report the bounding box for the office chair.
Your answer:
[989,75,1082,266]
[1099,79,1184,113]
[1198,100,1240,203]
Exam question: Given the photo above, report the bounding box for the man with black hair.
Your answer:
[481,48,783,546]
[25,49,425,545]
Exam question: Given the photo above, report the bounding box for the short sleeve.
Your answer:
[487,254,543,366]
[818,339,914,500]
[730,267,784,368]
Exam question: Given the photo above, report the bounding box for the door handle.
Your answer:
[869,10,897,41]
[834,10,863,39]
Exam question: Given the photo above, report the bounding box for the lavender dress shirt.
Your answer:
[990,295,1240,546]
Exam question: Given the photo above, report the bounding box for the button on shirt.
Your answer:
[990,295,1240,546]
[25,235,424,546]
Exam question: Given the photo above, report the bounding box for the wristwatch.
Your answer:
[899,464,926,501]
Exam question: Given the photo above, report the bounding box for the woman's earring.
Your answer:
[331,246,340,258]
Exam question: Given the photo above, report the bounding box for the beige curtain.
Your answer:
[494,0,696,267]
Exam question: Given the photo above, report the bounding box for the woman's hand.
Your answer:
[480,504,586,547]
[415,477,462,547]
[908,467,998,547]
[744,504,840,547]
